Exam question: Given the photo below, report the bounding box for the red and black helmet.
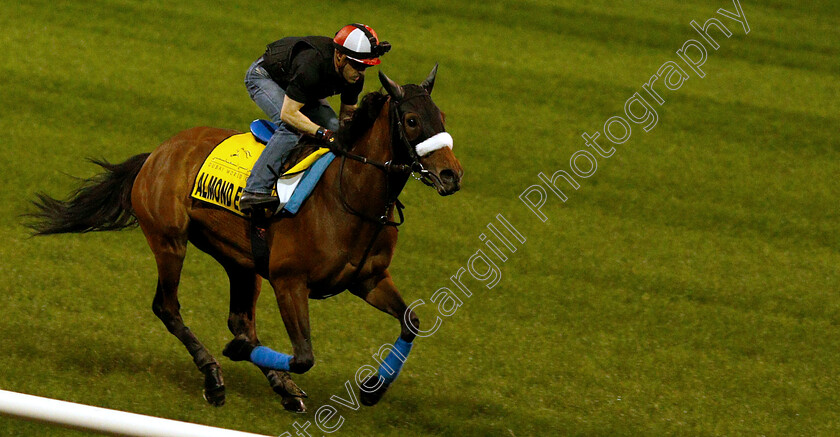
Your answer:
[333,23,391,66]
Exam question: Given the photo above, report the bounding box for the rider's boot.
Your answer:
[240,191,279,215]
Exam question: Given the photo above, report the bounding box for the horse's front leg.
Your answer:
[271,274,316,373]
[350,271,419,406]
[221,264,308,412]
[224,274,314,375]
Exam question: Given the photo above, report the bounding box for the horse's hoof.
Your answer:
[359,376,389,406]
[281,396,306,413]
[203,387,226,407]
[268,370,308,398]
[273,382,308,399]
[202,365,226,407]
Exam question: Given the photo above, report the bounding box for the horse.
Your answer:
[25,66,463,412]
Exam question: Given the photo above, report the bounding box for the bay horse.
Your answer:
[26,67,463,412]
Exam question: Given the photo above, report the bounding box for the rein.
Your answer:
[329,147,413,175]
[329,94,433,227]
[333,153,407,227]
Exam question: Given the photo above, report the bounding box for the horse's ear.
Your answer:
[379,71,404,101]
[421,63,438,95]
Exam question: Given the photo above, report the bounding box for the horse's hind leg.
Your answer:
[149,235,225,406]
[221,264,307,412]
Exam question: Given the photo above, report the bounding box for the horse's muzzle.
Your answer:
[436,168,462,196]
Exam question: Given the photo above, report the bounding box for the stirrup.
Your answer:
[240,192,278,214]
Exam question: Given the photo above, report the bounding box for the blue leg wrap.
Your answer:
[250,346,292,371]
[377,338,413,385]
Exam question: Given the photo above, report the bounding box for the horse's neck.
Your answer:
[354,101,395,165]
[338,101,408,217]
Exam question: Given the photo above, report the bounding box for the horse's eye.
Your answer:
[406,117,418,128]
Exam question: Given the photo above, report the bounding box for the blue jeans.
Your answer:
[244,58,340,194]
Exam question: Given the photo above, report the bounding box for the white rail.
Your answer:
[0,389,274,437]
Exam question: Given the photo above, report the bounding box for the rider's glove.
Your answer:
[314,127,336,145]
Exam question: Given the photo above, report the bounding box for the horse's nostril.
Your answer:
[438,169,460,194]
[440,169,457,184]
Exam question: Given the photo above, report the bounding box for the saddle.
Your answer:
[191,120,334,217]
[190,120,336,278]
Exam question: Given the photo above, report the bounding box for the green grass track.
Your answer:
[1,1,838,435]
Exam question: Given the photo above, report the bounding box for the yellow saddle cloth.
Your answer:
[191,133,328,216]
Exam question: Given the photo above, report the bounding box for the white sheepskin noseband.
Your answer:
[415,132,453,157]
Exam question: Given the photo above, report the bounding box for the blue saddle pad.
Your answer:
[250,119,278,144]
[279,152,336,215]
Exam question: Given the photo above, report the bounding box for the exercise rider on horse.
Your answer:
[239,24,391,213]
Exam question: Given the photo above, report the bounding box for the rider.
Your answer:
[239,24,391,212]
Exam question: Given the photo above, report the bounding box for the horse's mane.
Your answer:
[281,91,388,172]
[335,91,389,150]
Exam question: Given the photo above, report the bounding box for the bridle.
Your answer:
[329,93,445,227]
[328,91,449,286]
[390,94,448,190]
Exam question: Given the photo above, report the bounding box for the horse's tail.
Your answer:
[25,153,150,235]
